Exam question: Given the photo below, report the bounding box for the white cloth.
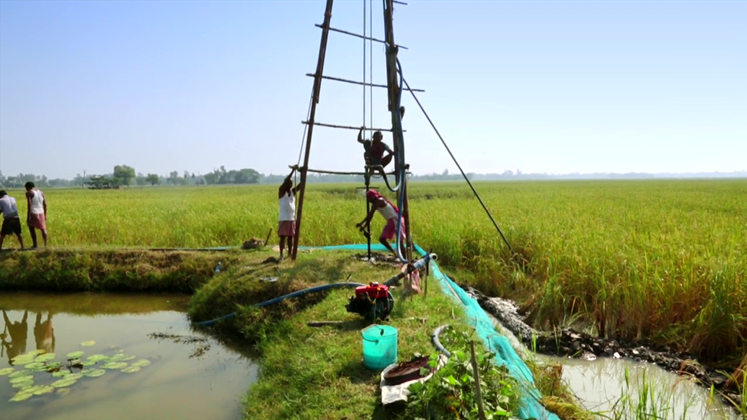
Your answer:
[29,190,45,214]
[376,201,398,221]
[0,196,19,219]
[379,354,448,405]
[278,193,295,222]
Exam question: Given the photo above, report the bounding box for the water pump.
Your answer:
[345,282,394,321]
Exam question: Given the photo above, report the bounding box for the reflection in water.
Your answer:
[1,310,29,364]
[0,294,257,420]
[34,312,55,354]
[1,310,56,364]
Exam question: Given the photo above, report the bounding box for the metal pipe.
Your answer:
[382,253,437,287]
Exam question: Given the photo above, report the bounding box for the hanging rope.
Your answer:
[362,0,367,130]
[400,75,513,252]
[369,0,373,133]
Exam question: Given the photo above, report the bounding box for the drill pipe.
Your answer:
[383,253,437,287]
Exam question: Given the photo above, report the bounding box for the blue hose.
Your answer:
[194,282,364,326]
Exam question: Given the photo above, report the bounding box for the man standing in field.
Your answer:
[0,190,25,251]
[25,182,48,248]
[356,189,406,257]
[278,166,303,261]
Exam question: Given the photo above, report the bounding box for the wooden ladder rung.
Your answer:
[306,74,424,92]
[316,24,408,50]
[301,121,406,133]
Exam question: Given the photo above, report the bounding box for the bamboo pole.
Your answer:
[470,340,487,420]
[301,121,402,133]
[292,0,334,261]
[305,73,424,92]
[315,24,408,50]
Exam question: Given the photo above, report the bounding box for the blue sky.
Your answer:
[1,0,745,179]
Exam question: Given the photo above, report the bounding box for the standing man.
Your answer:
[25,182,48,248]
[278,166,303,261]
[356,189,406,257]
[0,190,25,251]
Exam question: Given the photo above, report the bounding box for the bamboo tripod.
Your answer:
[291,0,419,264]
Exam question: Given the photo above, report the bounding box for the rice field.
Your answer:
[2,179,746,366]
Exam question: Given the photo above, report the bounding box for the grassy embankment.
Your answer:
[0,245,577,419]
[1,180,743,368]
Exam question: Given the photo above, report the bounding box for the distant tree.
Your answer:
[113,165,136,185]
[168,171,180,185]
[146,174,160,186]
[235,168,261,184]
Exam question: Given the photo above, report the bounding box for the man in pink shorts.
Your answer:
[278,166,303,261]
[356,189,406,257]
[25,182,48,248]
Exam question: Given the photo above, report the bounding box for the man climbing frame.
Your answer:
[356,189,406,257]
[278,165,303,261]
[357,106,404,178]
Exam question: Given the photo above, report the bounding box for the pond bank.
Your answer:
[1,248,580,419]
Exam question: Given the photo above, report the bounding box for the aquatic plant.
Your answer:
[4,346,153,403]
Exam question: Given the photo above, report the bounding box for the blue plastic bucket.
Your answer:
[361,325,398,370]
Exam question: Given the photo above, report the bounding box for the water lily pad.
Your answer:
[36,353,56,362]
[30,364,51,372]
[45,362,63,371]
[66,351,85,359]
[108,354,128,362]
[66,373,84,380]
[118,355,137,362]
[52,370,70,378]
[51,377,77,388]
[131,359,152,368]
[8,370,32,379]
[10,391,34,402]
[80,340,96,347]
[86,354,109,363]
[83,369,106,378]
[11,378,34,389]
[121,366,141,373]
[102,362,128,370]
[56,388,71,396]
[10,355,35,365]
[0,367,15,376]
[10,374,34,385]
[32,385,54,396]
[25,362,45,370]
[29,349,47,356]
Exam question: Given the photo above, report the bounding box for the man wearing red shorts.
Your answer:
[278,166,303,261]
[25,182,48,248]
[356,189,406,257]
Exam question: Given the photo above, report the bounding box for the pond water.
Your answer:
[0,292,258,420]
[486,313,739,420]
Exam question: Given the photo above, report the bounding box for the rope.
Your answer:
[362,0,366,130]
[400,75,513,252]
[295,90,314,186]
[369,0,373,133]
